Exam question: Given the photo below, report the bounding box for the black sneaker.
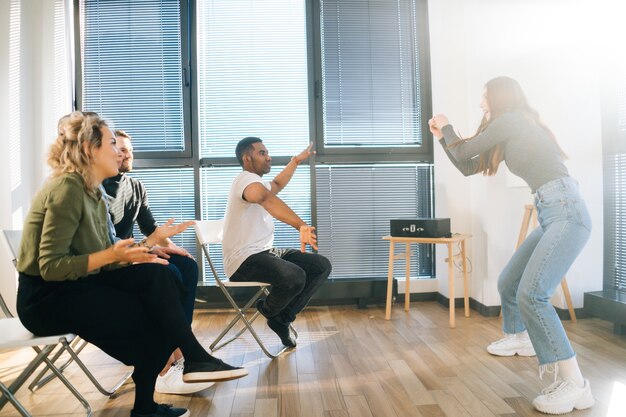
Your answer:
[130,403,190,417]
[267,317,297,348]
[182,358,248,383]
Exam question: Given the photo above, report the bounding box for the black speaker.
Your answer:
[390,218,451,238]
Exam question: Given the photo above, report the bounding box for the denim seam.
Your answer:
[527,219,570,366]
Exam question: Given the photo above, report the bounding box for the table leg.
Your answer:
[461,238,470,318]
[405,243,411,312]
[385,241,395,320]
[448,242,455,328]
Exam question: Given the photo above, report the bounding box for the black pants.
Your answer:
[17,264,205,410]
[230,249,332,324]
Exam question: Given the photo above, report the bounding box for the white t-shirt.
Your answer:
[222,171,274,277]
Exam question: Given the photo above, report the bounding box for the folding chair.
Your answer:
[0,248,91,415]
[194,220,297,359]
[1,230,132,397]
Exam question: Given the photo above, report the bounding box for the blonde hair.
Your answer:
[48,111,109,194]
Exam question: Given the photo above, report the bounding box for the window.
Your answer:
[320,0,425,149]
[78,0,434,285]
[128,168,197,259]
[80,0,187,154]
[196,0,310,158]
[604,76,626,291]
[316,164,433,279]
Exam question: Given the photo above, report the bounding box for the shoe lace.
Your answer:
[540,380,572,397]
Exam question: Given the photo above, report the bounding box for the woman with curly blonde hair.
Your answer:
[16,111,248,417]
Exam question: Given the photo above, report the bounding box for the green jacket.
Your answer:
[18,172,114,281]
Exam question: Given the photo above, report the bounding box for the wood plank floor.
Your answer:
[1,301,626,417]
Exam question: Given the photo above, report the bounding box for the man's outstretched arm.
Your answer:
[270,143,314,194]
[244,182,317,250]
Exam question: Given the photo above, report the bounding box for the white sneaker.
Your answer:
[487,331,536,356]
[532,379,595,414]
[156,361,215,395]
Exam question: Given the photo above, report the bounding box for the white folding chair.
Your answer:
[1,230,132,397]
[194,220,297,359]
[0,235,91,416]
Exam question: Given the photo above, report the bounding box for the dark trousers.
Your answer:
[167,254,199,324]
[16,263,209,411]
[230,249,332,324]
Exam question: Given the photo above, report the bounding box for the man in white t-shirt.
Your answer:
[222,137,332,348]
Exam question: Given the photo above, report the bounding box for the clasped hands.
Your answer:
[428,114,450,139]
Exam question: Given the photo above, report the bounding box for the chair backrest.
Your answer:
[194,220,225,245]
[193,220,226,284]
[1,230,22,318]
[2,229,22,267]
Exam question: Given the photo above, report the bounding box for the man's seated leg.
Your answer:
[230,250,306,347]
[274,250,332,322]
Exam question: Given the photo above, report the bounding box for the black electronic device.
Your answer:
[390,218,451,238]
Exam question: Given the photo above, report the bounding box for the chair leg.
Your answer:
[35,345,93,417]
[0,381,32,417]
[210,286,295,359]
[29,337,131,397]
[0,343,92,416]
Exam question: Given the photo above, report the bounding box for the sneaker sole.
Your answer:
[487,347,536,357]
[155,382,215,395]
[183,368,249,383]
[532,395,595,414]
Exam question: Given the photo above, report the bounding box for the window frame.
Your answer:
[74,0,436,284]
[309,0,434,162]
[74,0,195,163]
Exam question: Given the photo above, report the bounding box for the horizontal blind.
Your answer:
[321,0,422,147]
[316,164,433,279]
[127,168,197,258]
[197,0,309,158]
[80,0,184,152]
[606,75,626,291]
[200,166,311,283]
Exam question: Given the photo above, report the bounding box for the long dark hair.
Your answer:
[450,76,567,176]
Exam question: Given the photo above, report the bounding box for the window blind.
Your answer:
[605,75,626,291]
[320,0,423,147]
[200,166,311,283]
[127,168,197,258]
[196,0,310,158]
[316,164,433,279]
[80,0,185,152]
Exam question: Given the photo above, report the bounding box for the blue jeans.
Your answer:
[498,177,591,365]
[230,249,332,325]
[166,254,199,324]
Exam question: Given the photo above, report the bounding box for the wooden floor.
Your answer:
[1,301,626,417]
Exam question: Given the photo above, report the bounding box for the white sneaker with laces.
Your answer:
[532,379,595,414]
[487,331,536,357]
[156,360,215,395]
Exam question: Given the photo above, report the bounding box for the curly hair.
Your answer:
[48,111,109,194]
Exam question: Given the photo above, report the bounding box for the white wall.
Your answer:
[0,0,71,315]
[428,0,623,308]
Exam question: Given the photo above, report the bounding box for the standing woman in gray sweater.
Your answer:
[429,77,594,415]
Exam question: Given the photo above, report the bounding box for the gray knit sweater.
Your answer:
[439,111,569,192]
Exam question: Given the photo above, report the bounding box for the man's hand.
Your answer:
[151,243,193,260]
[299,225,318,252]
[147,219,195,247]
[293,143,315,164]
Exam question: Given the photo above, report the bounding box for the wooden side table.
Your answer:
[382,234,472,328]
